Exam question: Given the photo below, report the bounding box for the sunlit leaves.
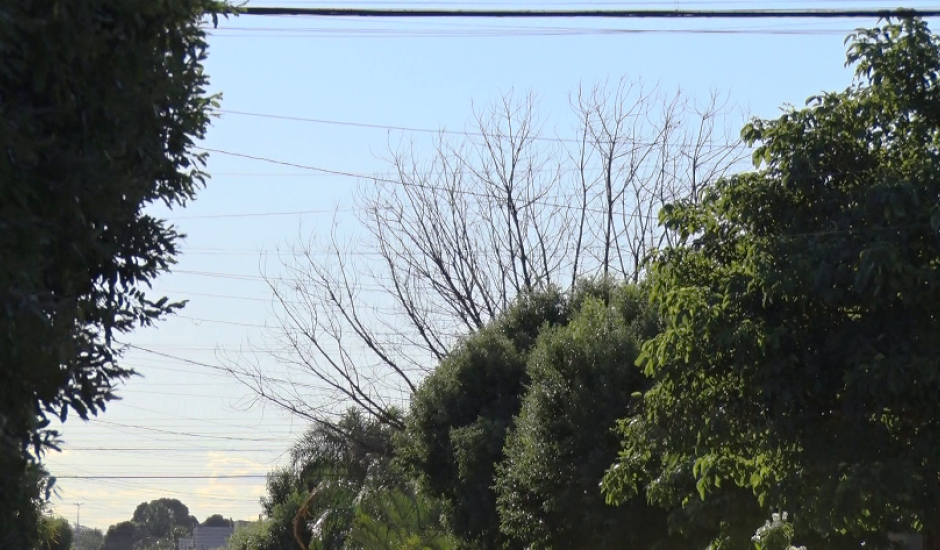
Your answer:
[0,0,229,546]
[605,17,940,550]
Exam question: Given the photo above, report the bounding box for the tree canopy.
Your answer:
[402,282,697,549]
[73,525,105,550]
[494,285,672,550]
[203,514,235,528]
[0,0,225,545]
[401,289,569,548]
[102,499,198,550]
[37,515,73,550]
[604,16,940,550]
[227,410,454,550]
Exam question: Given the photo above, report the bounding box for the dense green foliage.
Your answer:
[37,515,72,550]
[403,282,688,549]
[101,522,140,550]
[402,290,569,548]
[604,16,940,550]
[228,410,455,550]
[0,0,227,546]
[101,499,198,550]
[349,485,457,550]
[225,520,273,550]
[495,287,671,550]
[228,475,307,550]
[73,525,105,550]
[203,514,235,527]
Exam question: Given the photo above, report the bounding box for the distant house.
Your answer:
[177,525,235,550]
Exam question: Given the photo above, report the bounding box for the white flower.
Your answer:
[772,513,781,522]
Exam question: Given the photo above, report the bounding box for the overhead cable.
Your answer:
[241,7,938,18]
[56,474,268,479]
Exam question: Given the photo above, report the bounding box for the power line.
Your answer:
[200,147,403,183]
[56,477,267,504]
[170,207,345,219]
[210,22,867,39]
[176,314,271,329]
[217,108,742,149]
[115,403,298,435]
[91,419,287,442]
[156,289,276,303]
[241,7,938,18]
[198,146,704,219]
[62,447,283,452]
[240,0,935,5]
[221,108,503,140]
[123,344,368,396]
[56,474,267,479]
[123,343,238,375]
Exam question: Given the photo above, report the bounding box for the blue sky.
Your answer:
[46,0,940,530]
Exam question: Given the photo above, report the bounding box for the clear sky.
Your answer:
[45,0,940,531]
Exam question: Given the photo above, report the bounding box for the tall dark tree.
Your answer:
[0,0,227,546]
[73,525,105,550]
[202,514,234,528]
[102,499,198,550]
[37,515,73,550]
[404,282,690,549]
[228,410,402,550]
[402,289,570,549]
[605,17,940,550]
[101,522,139,550]
[494,286,669,550]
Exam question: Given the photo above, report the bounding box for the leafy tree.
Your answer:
[494,287,671,550]
[133,498,196,528]
[203,514,234,528]
[404,282,689,549]
[0,0,227,546]
[37,515,72,550]
[751,513,805,550]
[102,499,198,550]
[224,520,273,550]
[243,410,403,550]
[605,17,940,550]
[256,479,307,550]
[73,525,105,550]
[1,463,51,550]
[349,485,457,550]
[101,521,139,550]
[289,408,398,490]
[402,290,570,549]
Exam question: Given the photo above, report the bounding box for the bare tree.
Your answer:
[227,79,745,432]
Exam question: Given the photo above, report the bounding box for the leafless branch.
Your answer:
[226,80,747,434]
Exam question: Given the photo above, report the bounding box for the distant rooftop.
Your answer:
[177,525,235,550]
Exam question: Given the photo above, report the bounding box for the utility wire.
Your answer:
[171,207,344,219]
[91,419,286,442]
[241,1,934,5]
[198,146,701,219]
[210,27,854,38]
[220,108,503,141]
[217,108,741,148]
[63,447,283,452]
[241,7,939,18]
[56,474,268,479]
